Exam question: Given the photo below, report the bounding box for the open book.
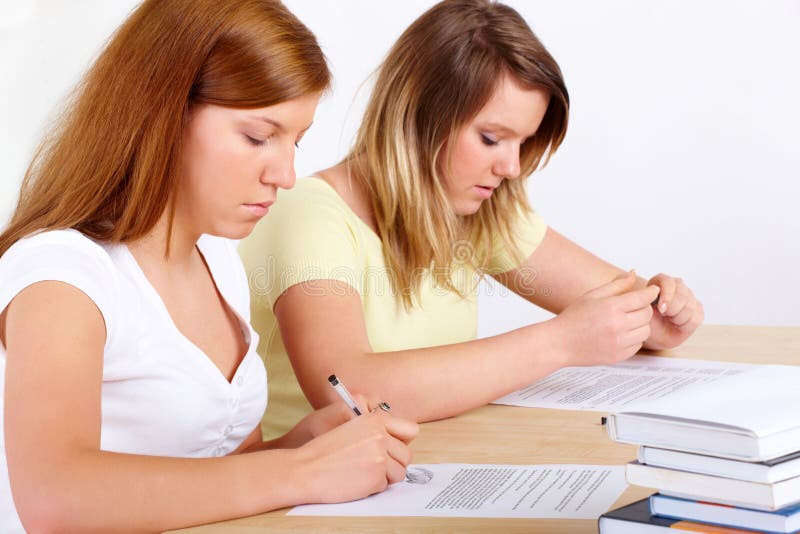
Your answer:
[606,365,800,462]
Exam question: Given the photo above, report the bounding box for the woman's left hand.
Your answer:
[643,273,704,350]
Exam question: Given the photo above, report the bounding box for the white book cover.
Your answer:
[639,446,800,483]
[608,365,800,461]
[626,461,800,511]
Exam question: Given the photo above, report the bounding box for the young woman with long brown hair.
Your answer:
[0,1,417,531]
[240,0,704,439]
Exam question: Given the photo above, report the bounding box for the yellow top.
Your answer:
[239,176,548,439]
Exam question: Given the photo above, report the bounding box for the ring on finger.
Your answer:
[371,401,391,414]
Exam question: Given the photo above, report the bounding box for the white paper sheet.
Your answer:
[289,464,627,519]
[492,356,759,411]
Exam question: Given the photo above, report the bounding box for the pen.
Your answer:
[328,374,362,416]
[328,374,391,416]
[329,375,404,481]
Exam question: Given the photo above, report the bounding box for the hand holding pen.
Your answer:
[292,374,419,503]
[328,374,391,416]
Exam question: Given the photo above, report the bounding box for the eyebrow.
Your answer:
[483,122,537,139]
[252,116,285,132]
[250,116,313,134]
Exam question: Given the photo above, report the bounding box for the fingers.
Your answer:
[385,456,408,485]
[649,274,691,317]
[671,298,705,329]
[383,430,412,485]
[384,434,413,469]
[624,305,653,330]
[616,285,660,312]
[649,273,674,314]
[585,271,637,300]
[351,393,370,415]
[332,398,359,422]
[662,280,689,318]
[649,274,702,326]
[371,416,414,486]
[620,342,644,360]
[620,324,651,348]
[377,412,420,444]
[670,301,695,327]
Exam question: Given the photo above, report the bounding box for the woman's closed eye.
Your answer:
[480,133,499,147]
[244,134,267,147]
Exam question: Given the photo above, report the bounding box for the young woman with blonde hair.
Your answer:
[241,0,703,439]
[0,1,417,531]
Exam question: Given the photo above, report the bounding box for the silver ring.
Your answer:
[371,401,391,414]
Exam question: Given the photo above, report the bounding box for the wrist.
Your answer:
[526,318,571,372]
[284,443,321,505]
[231,448,308,513]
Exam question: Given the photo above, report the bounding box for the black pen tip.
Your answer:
[328,374,338,385]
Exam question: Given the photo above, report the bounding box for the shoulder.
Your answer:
[3,228,113,260]
[0,229,119,343]
[265,176,358,223]
[240,176,368,266]
[238,177,372,309]
[0,228,117,281]
[485,206,548,274]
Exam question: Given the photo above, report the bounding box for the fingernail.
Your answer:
[659,303,667,313]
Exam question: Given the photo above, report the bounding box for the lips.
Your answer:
[244,200,274,209]
[473,185,494,199]
[478,181,503,190]
[242,200,274,217]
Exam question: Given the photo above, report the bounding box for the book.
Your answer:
[626,461,800,512]
[650,494,800,533]
[606,365,800,462]
[598,498,763,533]
[639,446,800,484]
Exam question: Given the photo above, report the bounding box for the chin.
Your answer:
[208,221,258,241]
[454,201,483,216]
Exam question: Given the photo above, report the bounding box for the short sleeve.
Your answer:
[0,229,117,348]
[484,208,548,274]
[238,179,365,312]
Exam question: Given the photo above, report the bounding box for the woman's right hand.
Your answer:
[292,411,419,504]
[551,271,660,367]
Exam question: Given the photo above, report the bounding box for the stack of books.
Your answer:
[598,365,800,533]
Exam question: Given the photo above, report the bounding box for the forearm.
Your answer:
[247,424,312,451]
[311,319,567,423]
[15,448,303,533]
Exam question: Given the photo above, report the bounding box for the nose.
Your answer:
[260,143,297,190]
[493,143,521,180]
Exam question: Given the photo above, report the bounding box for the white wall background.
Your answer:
[1,1,798,331]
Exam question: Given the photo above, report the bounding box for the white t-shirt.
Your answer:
[0,229,267,532]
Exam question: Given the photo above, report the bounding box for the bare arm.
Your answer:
[492,228,626,313]
[4,282,416,533]
[275,269,658,423]
[494,228,704,349]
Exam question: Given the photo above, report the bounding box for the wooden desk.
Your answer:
[170,325,800,534]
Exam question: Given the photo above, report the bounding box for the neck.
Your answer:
[127,209,200,270]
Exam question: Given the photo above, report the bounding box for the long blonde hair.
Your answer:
[0,0,330,257]
[347,0,569,308]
